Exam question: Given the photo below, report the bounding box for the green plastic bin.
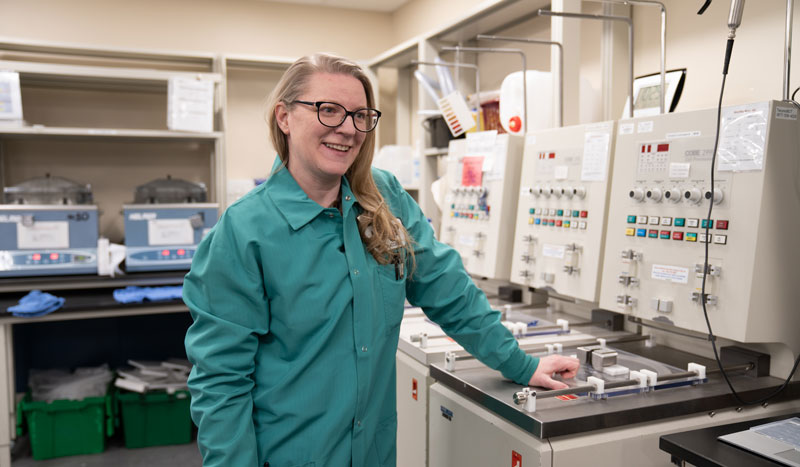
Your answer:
[117,390,192,448]
[17,392,114,460]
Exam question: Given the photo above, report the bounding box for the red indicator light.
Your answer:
[657,143,670,152]
[161,249,170,256]
[549,152,555,159]
[177,249,186,256]
[50,253,59,260]
[32,253,41,261]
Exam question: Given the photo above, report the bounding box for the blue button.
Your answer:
[636,229,647,237]
[534,218,541,225]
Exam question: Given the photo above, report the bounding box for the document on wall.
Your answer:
[717,101,768,172]
[167,77,215,132]
[581,131,611,181]
[0,71,23,123]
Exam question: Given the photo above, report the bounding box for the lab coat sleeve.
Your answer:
[376,170,537,385]
[183,211,269,467]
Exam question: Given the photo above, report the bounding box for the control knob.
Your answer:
[684,188,703,204]
[664,188,681,203]
[574,186,587,199]
[646,188,663,202]
[705,188,724,205]
[629,188,645,202]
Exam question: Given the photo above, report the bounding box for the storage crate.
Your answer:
[117,390,192,448]
[17,392,113,460]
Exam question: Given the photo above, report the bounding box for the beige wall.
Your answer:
[1,0,394,60]
[391,0,488,45]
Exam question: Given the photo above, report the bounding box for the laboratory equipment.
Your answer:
[0,175,99,277]
[510,121,616,302]
[598,101,800,345]
[439,132,523,280]
[123,177,218,272]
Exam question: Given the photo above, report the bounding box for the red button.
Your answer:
[716,220,729,230]
[161,249,170,256]
[50,253,59,260]
[32,253,41,261]
[580,211,588,218]
[177,249,186,256]
[556,220,563,227]
[672,231,684,240]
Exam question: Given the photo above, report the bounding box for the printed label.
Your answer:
[619,123,634,135]
[637,121,654,133]
[542,243,566,259]
[666,130,701,139]
[525,134,537,146]
[776,106,798,120]
[669,162,691,179]
[512,450,523,467]
[440,405,453,421]
[651,264,690,284]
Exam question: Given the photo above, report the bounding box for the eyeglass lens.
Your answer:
[318,102,379,132]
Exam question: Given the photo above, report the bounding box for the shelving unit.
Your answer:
[0,38,227,467]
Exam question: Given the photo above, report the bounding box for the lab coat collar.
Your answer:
[266,156,359,231]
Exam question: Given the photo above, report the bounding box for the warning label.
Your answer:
[651,264,690,284]
[512,450,522,467]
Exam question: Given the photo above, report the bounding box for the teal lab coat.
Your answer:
[183,164,538,467]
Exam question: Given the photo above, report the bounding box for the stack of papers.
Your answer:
[115,359,191,394]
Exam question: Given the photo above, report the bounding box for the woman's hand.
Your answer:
[528,355,580,390]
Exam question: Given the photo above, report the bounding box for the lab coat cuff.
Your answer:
[498,349,538,385]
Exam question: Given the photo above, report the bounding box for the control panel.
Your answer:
[599,101,800,343]
[439,133,523,279]
[510,121,616,302]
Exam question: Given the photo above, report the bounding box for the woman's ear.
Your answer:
[275,102,290,135]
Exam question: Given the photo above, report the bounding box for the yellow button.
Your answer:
[625,228,635,236]
[528,217,534,224]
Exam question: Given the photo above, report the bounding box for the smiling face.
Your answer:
[275,72,367,190]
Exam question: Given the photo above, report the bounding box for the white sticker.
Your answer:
[17,221,69,249]
[542,243,566,259]
[619,123,634,135]
[651,264,689,284]
[718,102,769,172]
[637,121,654,133]
[669,162,691,179]
[776,106,798,120]
[554,166,569,180]
[666,131,701,139]
[581,132,610,181]
[147,219,194,246]
[525,133,537,146]
[457,235,475,247]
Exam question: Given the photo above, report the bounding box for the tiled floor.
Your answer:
[12,439,202,466]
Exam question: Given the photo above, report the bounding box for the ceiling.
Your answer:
[263,0,411,13]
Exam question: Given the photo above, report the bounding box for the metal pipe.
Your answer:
[452,333,651,362]
[411,60,480,114]
[539,9,634,119]
[441,45,528,132]
[477,35,564,127]
[785,0,795,100]
[594,1,666,113]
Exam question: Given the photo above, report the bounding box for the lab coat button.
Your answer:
[345,195,351,201]
[353,269,359,275]
[361,346,368,352]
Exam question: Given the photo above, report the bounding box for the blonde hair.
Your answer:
[267,53,414,268]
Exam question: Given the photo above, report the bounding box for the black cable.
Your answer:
[792,85,799,102]
[702,39,800,406]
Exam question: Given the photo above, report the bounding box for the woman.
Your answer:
[184,53,579,467]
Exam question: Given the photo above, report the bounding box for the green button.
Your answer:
[451,203,455,209]
[557,209,564,216]
[701,219,714,228]
[674,218,685,227]
[469,205,474,210]
[573,210,580,217]
[627,215,636,224]
[529,208,535,214]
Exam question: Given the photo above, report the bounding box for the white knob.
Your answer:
[646,187,663,202]
[562,186,573,198]
[629,188,645,202]
[684,188,702,204]
[705,188,724,205]
[664,188,681,203]
[542,186,551,198]
[574,187,587,199]
[532,186,542,197]
[549,186,561,198]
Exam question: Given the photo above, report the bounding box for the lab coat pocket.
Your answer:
[376,265,406,335]
[373,414,398,466]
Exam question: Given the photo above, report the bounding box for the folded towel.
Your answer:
[7,290,65,318]
[113,286,183,304]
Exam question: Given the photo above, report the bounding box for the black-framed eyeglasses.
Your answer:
[292,100,381,133]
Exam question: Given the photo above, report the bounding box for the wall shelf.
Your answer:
[0,126,222,141]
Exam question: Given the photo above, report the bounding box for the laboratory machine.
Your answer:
[425,101,800,466]
[396,302,628,467]
[0,175,99,277]
[438,132,524,280]
[510,121,616,302]
[123,176,218,272]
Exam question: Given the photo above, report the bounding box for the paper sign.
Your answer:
[554,166,569,180]
[637,121,654,133]
[651,264,689,284]
[619,123,634,135]
[669,162,691,179]
[581,132,610,181]
[0,72,23,121]
[168,77,215,132]
[461,156,484,186]
[147,219,194,246]
[718,102,769,172]
[542,243,566,259]
[17,221,69,249]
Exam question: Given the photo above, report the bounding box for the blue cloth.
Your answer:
[7,290,64,318]
[113,286,183,304]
